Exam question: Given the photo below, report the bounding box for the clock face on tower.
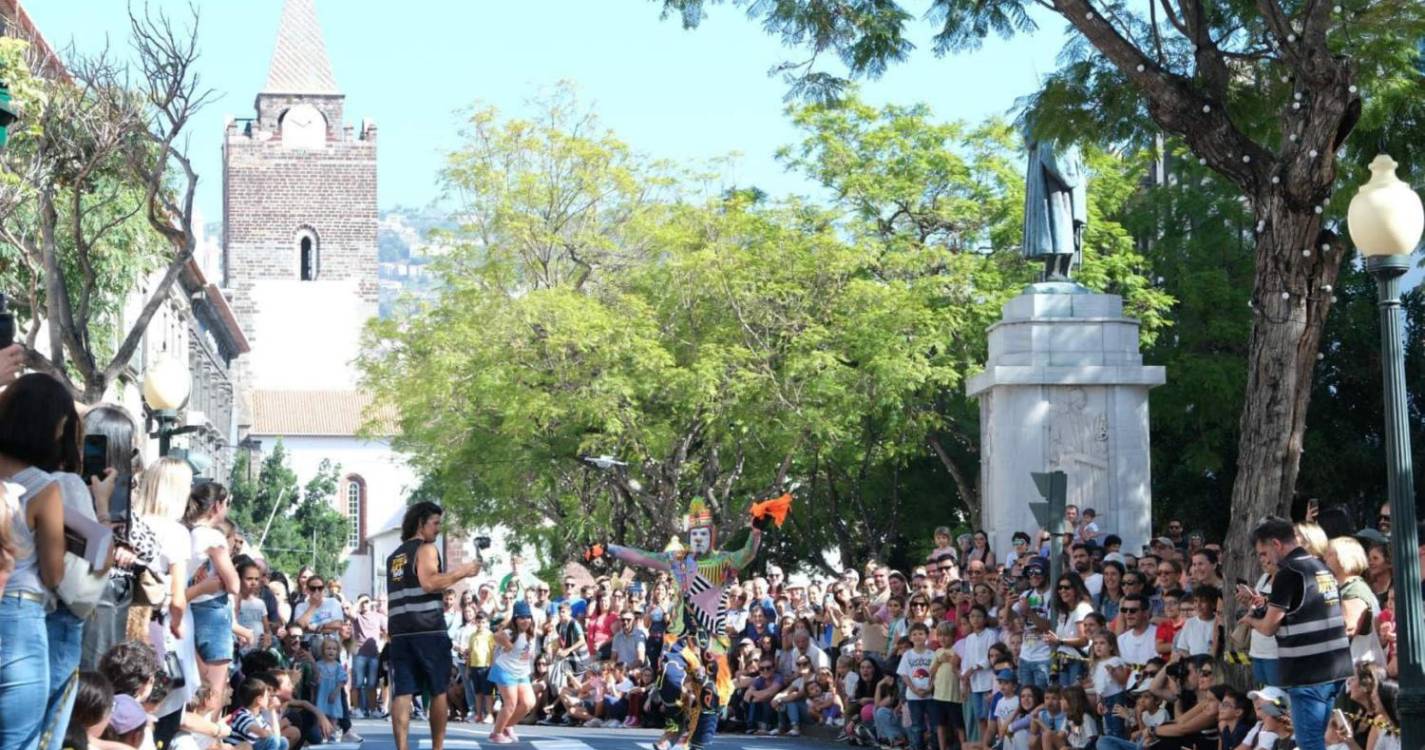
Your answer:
[281,103,326,149]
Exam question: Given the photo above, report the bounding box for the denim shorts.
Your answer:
[190,595,233,663]
[489,664,530,687]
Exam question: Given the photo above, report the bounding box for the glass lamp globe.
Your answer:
[1348,155,1425,257]
[142,357,191,411]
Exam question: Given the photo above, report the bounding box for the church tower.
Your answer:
[223,0,377,391]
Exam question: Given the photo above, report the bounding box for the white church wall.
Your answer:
[245,279,375,390]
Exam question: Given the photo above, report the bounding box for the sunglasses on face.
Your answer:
[760,666,774,671]
[309,584,325,591]
[1057,585,1073,591]
[1119,607,1140,614]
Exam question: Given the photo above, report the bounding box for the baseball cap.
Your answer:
[1355,528,1389,548]
[1103,552,1125,565]
[109,694,148,735]
[1152,536,1174,548]
[995,669,1017,683]
[1023,559,1047,576]
[1248,687,1291,718]
[513,601,533,619]
[738,637,754,647]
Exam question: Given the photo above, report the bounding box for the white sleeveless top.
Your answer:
[494,631,535,678]
[3,468,52,596]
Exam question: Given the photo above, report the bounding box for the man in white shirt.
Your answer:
[1114,595,1159,669]
[791,628,830,671]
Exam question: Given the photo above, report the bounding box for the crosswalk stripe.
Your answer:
[531,741,596,750]
[417,740,483,749]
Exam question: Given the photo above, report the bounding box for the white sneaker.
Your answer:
[585,718,605,728]
[788,727,801,737]
[341,730,363,742]
[605,719,623,728]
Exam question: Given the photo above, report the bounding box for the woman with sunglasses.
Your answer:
[1045,572,1093,688]
[1144,655,1220,749]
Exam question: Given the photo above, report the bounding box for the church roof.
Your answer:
[249,389,397,436]
[262,0,340,96]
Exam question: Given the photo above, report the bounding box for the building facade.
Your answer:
[225,0,421,596]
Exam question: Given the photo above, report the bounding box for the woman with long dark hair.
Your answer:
[0,374,68,749]
[1046,571,1093,687]
[79,404,148,670]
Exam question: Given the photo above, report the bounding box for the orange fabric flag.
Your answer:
[749,493,793,527]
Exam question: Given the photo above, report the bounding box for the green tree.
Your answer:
[653,0,1425,586]
[228,444,350,579]
[0,8,212,402]
[361,91,1169,572]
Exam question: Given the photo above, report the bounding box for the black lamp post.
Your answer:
[142,357,193,456]
[1347,154,1425,746]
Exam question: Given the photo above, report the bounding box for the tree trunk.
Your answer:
[1221,200,1344,587]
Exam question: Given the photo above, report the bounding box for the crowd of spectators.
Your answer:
[1,364,1423,750]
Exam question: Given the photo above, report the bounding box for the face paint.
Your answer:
[689,527,712,555]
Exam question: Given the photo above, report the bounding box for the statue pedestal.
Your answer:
[966,289,1165,558]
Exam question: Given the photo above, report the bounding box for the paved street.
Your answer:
[344,717,846,750]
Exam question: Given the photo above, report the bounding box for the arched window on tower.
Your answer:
[344,475,366,550]
[297,229,319,281]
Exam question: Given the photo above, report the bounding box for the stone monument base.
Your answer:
[966,288,1165,557]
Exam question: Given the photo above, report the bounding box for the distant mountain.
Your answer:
[377,206,454,318]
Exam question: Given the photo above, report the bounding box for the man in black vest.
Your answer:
[388,501,483,750]
[1241,515,1353,750]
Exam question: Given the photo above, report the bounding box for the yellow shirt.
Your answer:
[931,647,961,702]
[467,630,496,667]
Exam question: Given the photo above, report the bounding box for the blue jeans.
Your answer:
[1019,659,1051,689]
[1287,680,1343,750]
[42,606,84,750]
[190,595,233,663]
[1251,657,1279,687]
[1101,691,1130,738]
[1056,657,1085,688]
[965,690,987,742]
[0,596,48,749]
[1096,736,1142,750]
[747,700,775,730]
[353,654,380,713]
[778,698,807,728]
[906,700,930,750]
[253,736,289,750]
[874,706,906,743]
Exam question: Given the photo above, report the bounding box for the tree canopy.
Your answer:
[361,89,1168,572]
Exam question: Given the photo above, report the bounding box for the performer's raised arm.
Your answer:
[606,543,671,573]
[725,526,762,572]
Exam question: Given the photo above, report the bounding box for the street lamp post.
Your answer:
[1348,154,1425,746]
[142,356,192,456]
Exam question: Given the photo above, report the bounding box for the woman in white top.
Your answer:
[489,600,538,743]
[0,374,90,750]
[134,457,203,748]
[1045,572,1094,688]
[183,482,241,718]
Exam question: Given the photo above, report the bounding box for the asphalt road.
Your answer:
[343,716,848,750]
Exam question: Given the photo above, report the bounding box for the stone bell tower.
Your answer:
[223,0,377,391]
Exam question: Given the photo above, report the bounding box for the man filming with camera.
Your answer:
[387,502,486,750]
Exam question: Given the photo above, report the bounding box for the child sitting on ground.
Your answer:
[227,676,289,750]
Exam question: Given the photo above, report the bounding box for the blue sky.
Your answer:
[28,1,1068,220]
